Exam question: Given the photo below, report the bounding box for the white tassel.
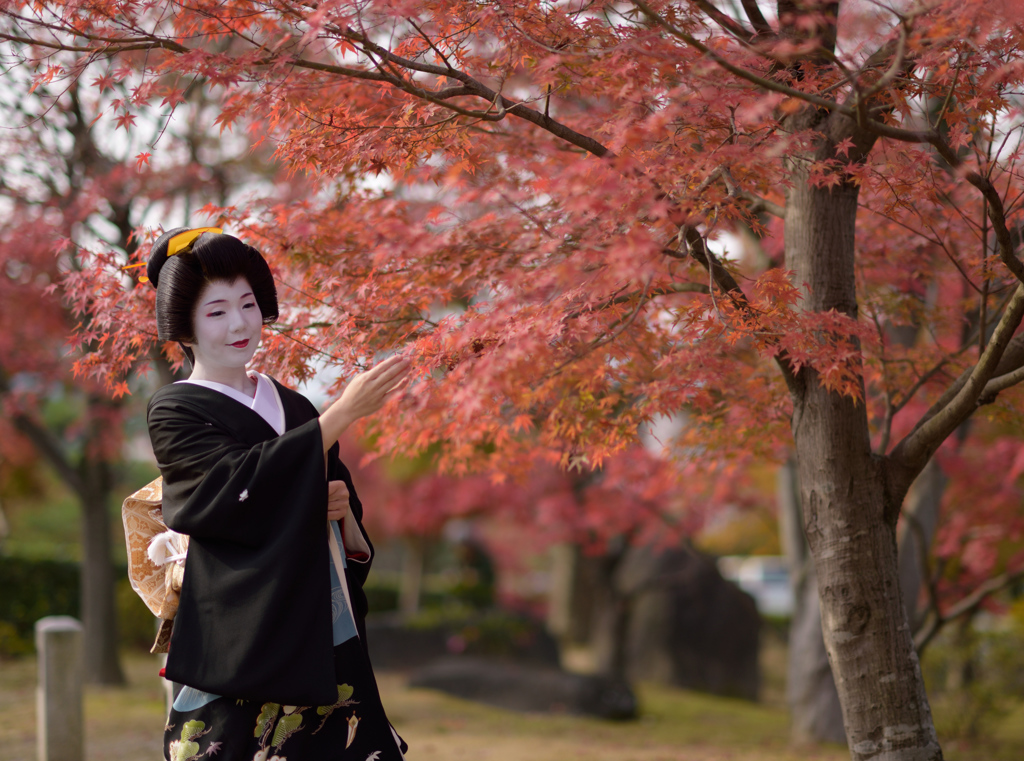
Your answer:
[148,530,188,566]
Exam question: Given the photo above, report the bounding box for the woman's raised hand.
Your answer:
[336,355,410,421]
[320,355,411,452]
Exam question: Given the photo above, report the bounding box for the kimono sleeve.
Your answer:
[148,397,326,547]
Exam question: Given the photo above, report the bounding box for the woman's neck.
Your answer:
[188,364,257,397]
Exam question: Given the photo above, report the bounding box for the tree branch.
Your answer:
[0,29,187,55]
[565,281,710,322]
[856,120,1024,285]
[664,226,750,311]
[740,0,773,37]
[9,413,86,499]
[914,567,1024,653]
[890,285,1024,470]
[736,190,785,218]
[900,332,1024,443]
[905,507,937,631]
[979,362,1024,398]
[631,0,848,115]
[691,0,755,43]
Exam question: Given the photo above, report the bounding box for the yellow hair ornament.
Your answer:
[167,227,223,258]
[120,261,149,282]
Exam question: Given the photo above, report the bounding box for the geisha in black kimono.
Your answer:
[144,227,411,761]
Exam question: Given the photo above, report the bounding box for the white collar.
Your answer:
[177,372,285,435]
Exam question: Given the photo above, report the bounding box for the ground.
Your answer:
[0,651,1020,761]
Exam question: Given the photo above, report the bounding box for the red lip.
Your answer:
[230,339,250,348]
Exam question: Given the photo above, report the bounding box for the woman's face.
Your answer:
[186,278,263,374]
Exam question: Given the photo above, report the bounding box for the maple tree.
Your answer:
[0,77,147,684]
[0,57,303,681]
[5,0,1024,758]
[910,429,1024,652]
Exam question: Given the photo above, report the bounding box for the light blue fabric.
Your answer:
[173,684,221,712]
[330,522,358,645]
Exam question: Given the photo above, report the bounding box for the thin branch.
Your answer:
[407,18,456,72]
[890,359,950,417]
[545,281,653,376]
[740,0,773,37]
[905,507,937,632]
[0,30,188,55]
[979,362,1024,398]
[691,0,755,43]
[10,413,86,499]
[871,311,898,454]
[914,567,1024,652]
[891,285,1024,468]
[859,120,1024,285]
[565,281,710,321]
[857,24,908,102]
[665,226,750,312]
[0,367,84,496]
[631,0,848,115]
[736,190,785,218]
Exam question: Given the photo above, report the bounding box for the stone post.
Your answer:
[35,616,84,761]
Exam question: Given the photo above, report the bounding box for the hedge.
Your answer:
[0,555,79,656]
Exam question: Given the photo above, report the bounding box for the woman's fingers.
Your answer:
[384,375,410,396]
[327,354,413,435]
[367,356,411,389]
[327,480,349,520]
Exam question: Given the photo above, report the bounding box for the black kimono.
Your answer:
[147,378,406,761]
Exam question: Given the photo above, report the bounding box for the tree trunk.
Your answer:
[79,459,124,685]
[587,548,628,680]
[399,535,426,616]
[778,460,846,744]
[547,543,605,647]
[897,458,946,630]
[8,406,125,685]
[785,173,943,760]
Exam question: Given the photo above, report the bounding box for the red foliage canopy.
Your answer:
[5,0,1024,601]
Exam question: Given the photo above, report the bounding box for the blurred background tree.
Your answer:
[0,67,308,682]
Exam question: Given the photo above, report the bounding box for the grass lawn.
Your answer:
[1,651,1020,761]
[1,651,848,761]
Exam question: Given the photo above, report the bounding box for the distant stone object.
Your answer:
[717,555,794,616]
[366,611,561,671]
[366,615,450,670]
[409,657,637,720]
[618,547,761,701]
[36,615,84,761]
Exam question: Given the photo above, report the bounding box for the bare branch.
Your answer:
[905,508,938,632]
[980,362,1024,398]
[857,24,907,102]
[736,190,785,218]
[666,226,750,311]
[691,0,755,43]
[566,281,710,321]
[9,413,86,497]
[740,0,773,37]
[0,29,187,55]
[631,0,847,115]
[891,285,1024,469]
[914,567,1024,653]
[857,120,1024,285]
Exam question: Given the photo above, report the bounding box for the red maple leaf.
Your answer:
[114,110,137,132]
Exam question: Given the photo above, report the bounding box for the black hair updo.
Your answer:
[147,228,279,362]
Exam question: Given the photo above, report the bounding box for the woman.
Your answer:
[145,227,410,761]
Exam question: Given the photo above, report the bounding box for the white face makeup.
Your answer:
[185,278,263,385]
